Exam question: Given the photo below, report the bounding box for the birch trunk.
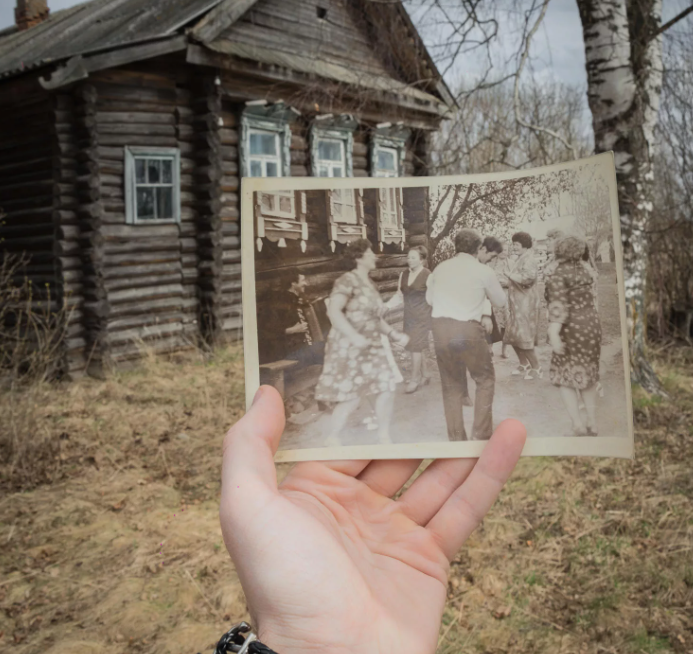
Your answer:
[576,0,664,393]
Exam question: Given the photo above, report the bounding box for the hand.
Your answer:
[481,316,493,334]
[286,321,309,335]
[392,331,410,348]
[350,333,369,349]
[550,336,565,355]
[220,387,526,654]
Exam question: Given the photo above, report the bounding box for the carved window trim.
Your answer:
[124,146,181,225]
[376,186,406,251]
[326,188,367,251]
[255,190,308,252]
[370,124,410,178]
[310,114,357,178]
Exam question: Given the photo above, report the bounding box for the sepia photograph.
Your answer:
[242,153,634,460]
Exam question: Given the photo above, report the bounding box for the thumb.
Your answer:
[221,385,285,515]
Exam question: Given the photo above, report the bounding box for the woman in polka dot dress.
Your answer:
[546,236,602,436]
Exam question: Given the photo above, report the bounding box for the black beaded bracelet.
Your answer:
[202,622,279,654]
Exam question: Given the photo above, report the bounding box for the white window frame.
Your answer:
[379,187,401,225]
[247,128,284,178]
[124,146,181,225]
[373,145,400,178]
[258,189,296,219]
[310,119,355,178]
[315,137,347,178]
[329,188,358,224]
[240,111,292,178]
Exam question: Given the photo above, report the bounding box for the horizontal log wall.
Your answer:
[91,70,195,363]
[220,99,242,337]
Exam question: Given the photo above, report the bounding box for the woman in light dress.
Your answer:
[315,239,408,446]
[499,232,543,380]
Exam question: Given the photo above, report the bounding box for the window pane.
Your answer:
[161,159,173,184]
[377,149,396,172]
[318,139,342,162]
[265,161,278,177]
[147,159,161,184]
[260,193,275,212]
[135,158,146,183]
[250,160,263,177]
[250,132,277,156]
[279,195,293,213]
[137,188,155,219]
[318,165,329,177]
[156,187,173,219]
[333,166,343,177]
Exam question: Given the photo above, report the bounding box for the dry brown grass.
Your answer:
[0,344,692,654]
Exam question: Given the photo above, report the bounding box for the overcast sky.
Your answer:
[0,0,688,92]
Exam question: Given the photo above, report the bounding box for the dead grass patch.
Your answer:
[1,343,692,653]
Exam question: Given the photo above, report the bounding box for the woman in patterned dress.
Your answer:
[546,236,602,436]
[500,232,543,379]
[386,246,432,394]
[315,239,409,446]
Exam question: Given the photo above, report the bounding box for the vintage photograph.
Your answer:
[242,153,634,460]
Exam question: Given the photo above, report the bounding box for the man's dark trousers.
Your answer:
[432,317,495,441]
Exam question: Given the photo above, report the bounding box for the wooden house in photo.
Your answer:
[0,0,453,377]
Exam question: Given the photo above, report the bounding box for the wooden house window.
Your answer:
[373,146,399,177]
[315,138,346,177]
[125,147,180,225]
[248,129,283,177]
[330,188,357,224]
[376,186,406,251]
[259,189,295,218]
[370,124,410,178]
[310,114,356,178]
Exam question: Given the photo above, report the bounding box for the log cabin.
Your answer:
[0,0,452,377]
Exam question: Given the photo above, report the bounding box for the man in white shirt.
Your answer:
[426,229,507,440]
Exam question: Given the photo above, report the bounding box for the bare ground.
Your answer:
[1,344,692,654]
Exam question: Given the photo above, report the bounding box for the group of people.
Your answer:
[266,226,603,444]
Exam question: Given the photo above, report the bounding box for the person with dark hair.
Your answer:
[426,228,506,441]
[500,231,543,380]
[258,266,320,366]
[478,236,503,263]
[546,236,602,436]
[315,239,409,446]
[386,245,433,394]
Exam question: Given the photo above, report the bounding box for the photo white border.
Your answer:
[241,152,635,461]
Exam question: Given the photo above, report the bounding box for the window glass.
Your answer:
[247,128,284,178]
[375,147,398,177]
[131,154,178,222]
[136,187,155,220]
[315,136,347,178]
[318,139,343,162]
[250,132,277,156]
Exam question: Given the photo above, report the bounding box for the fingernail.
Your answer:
[251,386,265,406]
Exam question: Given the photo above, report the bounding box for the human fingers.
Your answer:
[356,458,423,497]
[426,419,526,560]
[289,459,371,479]
[221,385,285,514]
[396,457,478,525]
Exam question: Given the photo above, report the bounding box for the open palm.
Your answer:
[220,386,526,654]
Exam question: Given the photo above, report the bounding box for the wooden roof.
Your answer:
[0,0,453,108]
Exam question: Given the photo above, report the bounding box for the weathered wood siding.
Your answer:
[218,0,396,80]
[91,69,196,363]
[0,87,88,373]
[220,99,242,336]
